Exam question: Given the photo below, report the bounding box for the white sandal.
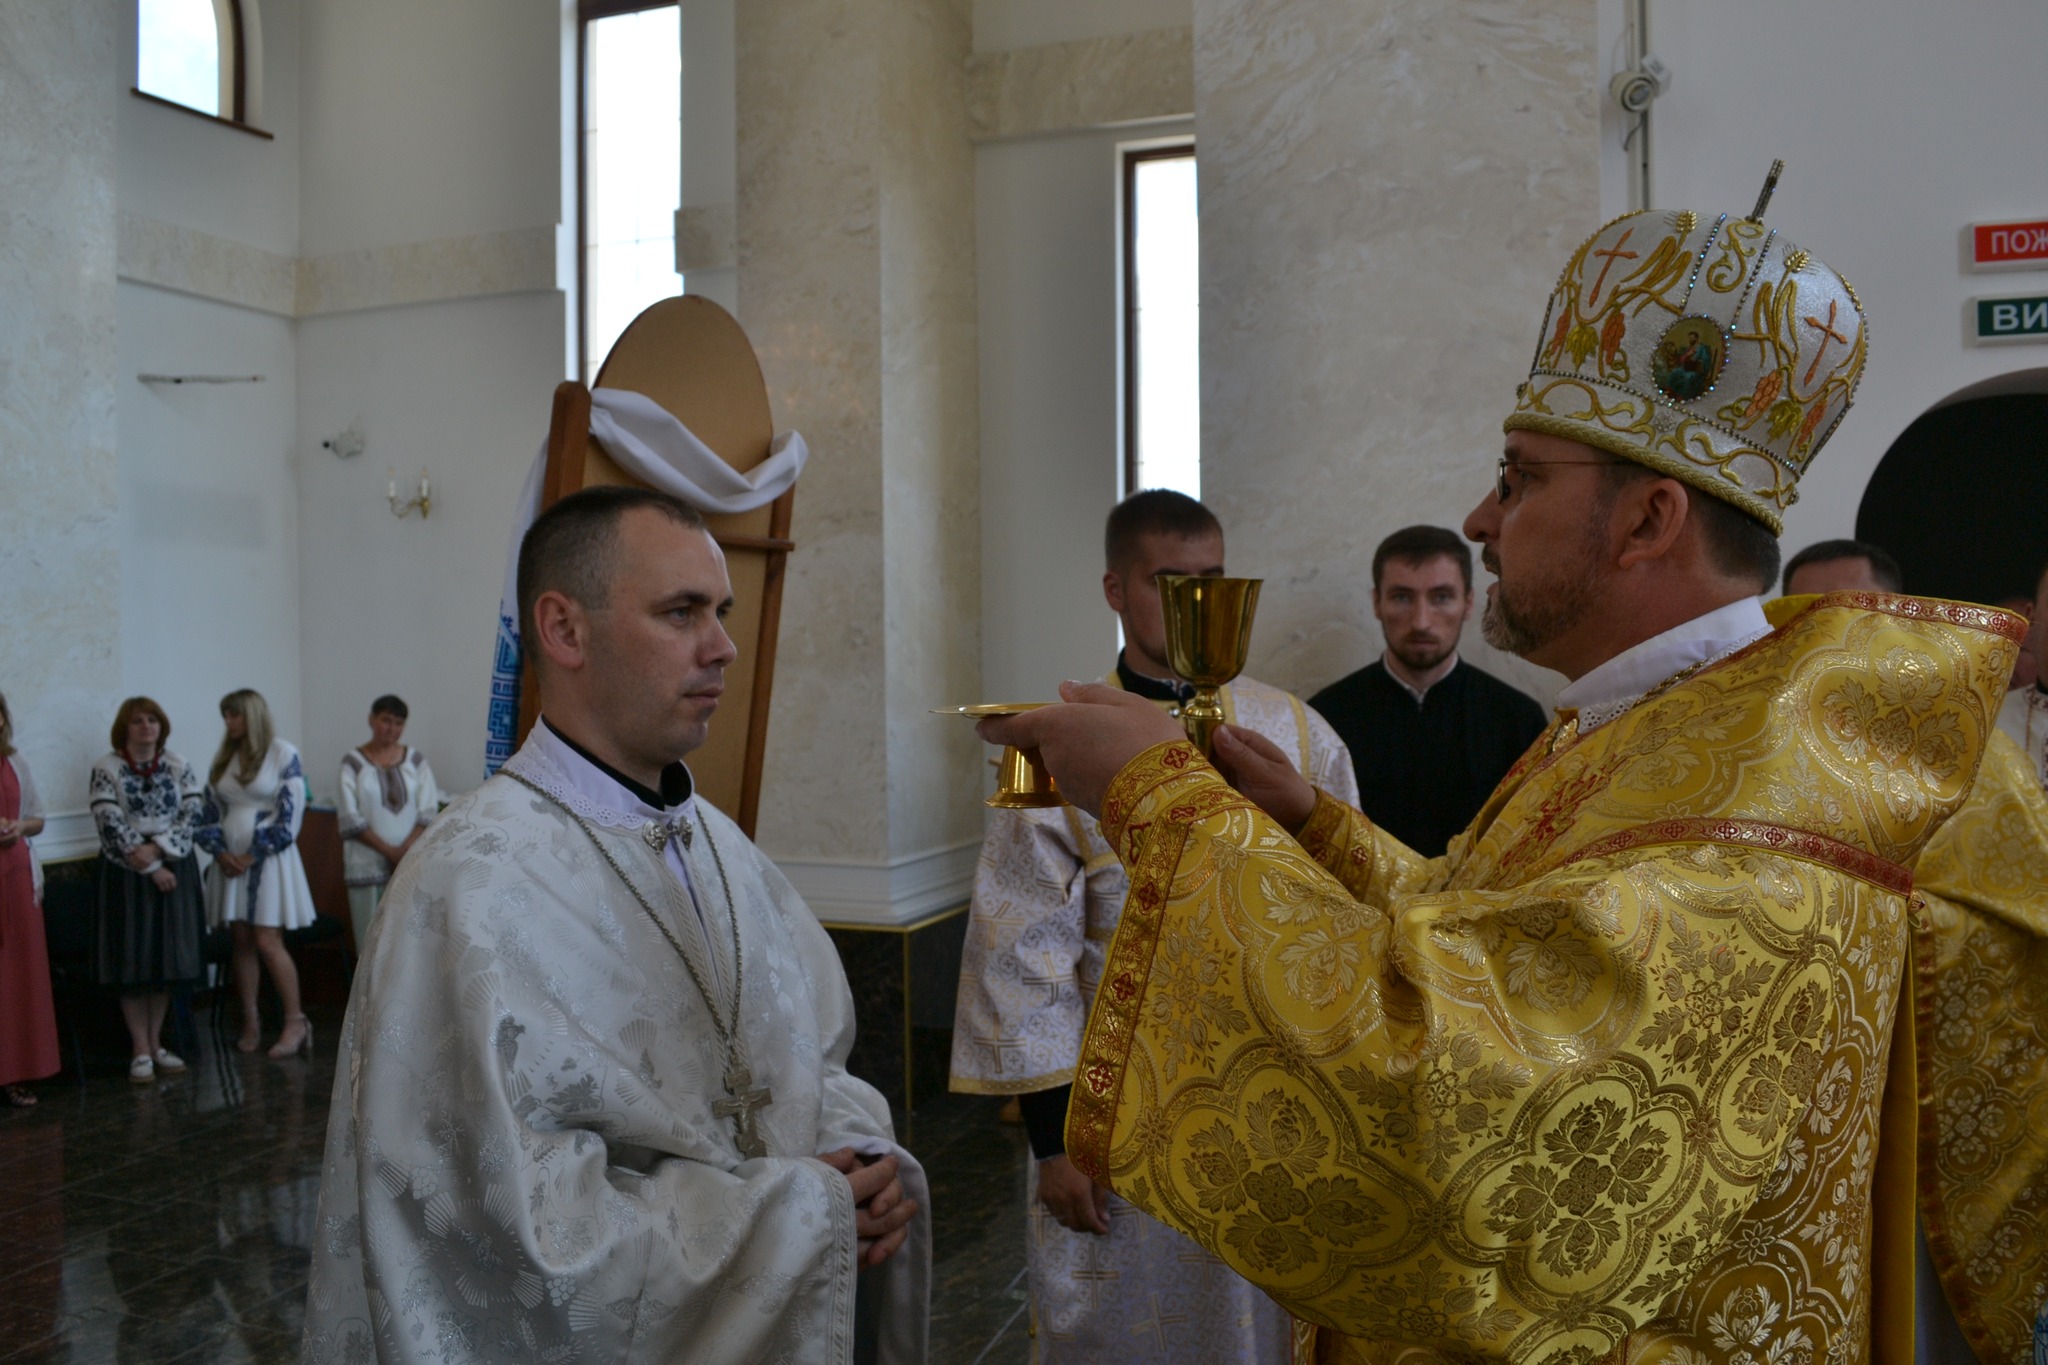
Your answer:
[128,1055,155,1083]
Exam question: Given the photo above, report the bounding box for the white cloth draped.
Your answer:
[305,723,928,1364]
[486,389,808,772]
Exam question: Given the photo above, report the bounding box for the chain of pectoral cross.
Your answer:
[505,772,774,1159]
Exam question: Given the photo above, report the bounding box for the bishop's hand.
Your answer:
[974,682,1184,816]
[1210,724,1319,834]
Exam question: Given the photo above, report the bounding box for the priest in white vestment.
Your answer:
[950,491,1355,1363]
[304,486,930,1364]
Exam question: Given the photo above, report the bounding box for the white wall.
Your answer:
[977,127,1192,700]
[296,0,560,257]
[294,294,564,799]
[1638,0,2048,552]
[115,285,303,762]
[114,0,305,792]
[292,0,567,800]
[971,0,1195,701]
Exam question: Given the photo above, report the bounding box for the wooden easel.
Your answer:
[516,296,796,838]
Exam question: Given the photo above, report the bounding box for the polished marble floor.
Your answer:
[0,1002,1035,1364]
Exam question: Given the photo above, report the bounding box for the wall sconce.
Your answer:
[387,467,432,519]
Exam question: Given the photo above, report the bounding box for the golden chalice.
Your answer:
[1157,575,1263,758]
[934,703,1067,808]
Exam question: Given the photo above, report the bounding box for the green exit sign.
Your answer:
[1976,294,2048,344]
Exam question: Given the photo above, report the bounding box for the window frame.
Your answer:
[130,0,272,140]
[1120,140,1198,499]
[575,0,683,383]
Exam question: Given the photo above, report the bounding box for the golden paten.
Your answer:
[935,703,1066,808]
[1156,574,1262,758]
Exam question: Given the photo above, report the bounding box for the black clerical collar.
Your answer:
[1114,651,1193,704]
[540,717,694,810]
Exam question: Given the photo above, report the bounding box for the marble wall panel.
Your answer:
[1192,0,1599,707]
[117,212,299,317]
[878,0,983,861]
[0,1,123,818]
[294,225,558,316]
[740,0,984,872]
[966,25,1194,141]
[737,0,891,862]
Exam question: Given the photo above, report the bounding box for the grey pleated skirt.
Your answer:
[93,854,206,991]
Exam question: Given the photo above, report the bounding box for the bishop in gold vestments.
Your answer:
[1067,594,2018,1363]
[975,203,2031,1363]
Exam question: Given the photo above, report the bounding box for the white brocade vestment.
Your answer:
[303,723,931,1364]
[950,673,1356,1364]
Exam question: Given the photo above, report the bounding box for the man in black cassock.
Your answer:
[1308,524,1547,857]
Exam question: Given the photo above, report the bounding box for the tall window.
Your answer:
[580,2,683,384]
[137,0,245,122]
[1123,145,1200,499]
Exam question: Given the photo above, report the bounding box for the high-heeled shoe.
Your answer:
[268,1015,312,1059]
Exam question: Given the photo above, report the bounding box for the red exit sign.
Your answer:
[1974,219,2048,271]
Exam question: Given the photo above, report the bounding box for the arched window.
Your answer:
[135,0,264,132]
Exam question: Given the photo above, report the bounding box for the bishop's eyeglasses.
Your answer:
[1495,455,1627,503]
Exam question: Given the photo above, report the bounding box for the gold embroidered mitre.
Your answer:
[1503,206,1867,534]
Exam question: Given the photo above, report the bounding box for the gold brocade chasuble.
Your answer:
[1067,594,2024,1364]
[1915,730,2048,1365]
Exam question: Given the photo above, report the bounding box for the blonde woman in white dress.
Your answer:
[198,689,319,1058]
[335,694,439,953]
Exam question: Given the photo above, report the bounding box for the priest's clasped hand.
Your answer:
[974,682,1184,815]
[817,1148,919,1268]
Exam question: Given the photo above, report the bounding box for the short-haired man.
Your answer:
[950,489,1355,1364]
[1781,536,1904,595]
[305,486,930,1364]
[1308,525,1547,856]
[983,205,2022,1360]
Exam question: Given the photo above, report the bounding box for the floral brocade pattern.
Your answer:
[1070,596,2021,1364]
[1915,733,2048,1365]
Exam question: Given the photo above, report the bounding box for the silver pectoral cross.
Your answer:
[713,1065,773,1159]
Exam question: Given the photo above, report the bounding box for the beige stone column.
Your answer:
[1192,0,1600,703]
[735,0,983,919]
[0,1,122,821]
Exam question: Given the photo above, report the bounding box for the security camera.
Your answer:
[1609,53,1671,115]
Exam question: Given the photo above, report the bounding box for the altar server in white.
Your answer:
[200,688,319,1059]
[304,485,929,1365]
[950,490,1357,1364]
[335,694,440,952]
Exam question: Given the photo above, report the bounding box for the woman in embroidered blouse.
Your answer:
[199,689,319,1059]
[89,696,208,1083]
[336,694,439,954]
[0,692,59,1105]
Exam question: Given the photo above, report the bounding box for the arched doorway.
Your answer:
[1858,369,2048,606]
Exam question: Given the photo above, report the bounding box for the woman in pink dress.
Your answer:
[0,691,60,1106]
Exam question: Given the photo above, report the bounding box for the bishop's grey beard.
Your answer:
[1479,539,1603,657]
